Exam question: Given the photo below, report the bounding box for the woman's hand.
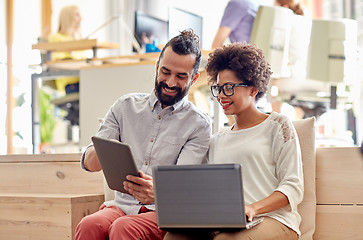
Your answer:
[123,171,154,204]
[245,205,257,222]
[245,191,290,222]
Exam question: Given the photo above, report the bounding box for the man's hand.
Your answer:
[123,171,154,204]
[83,146,102,171]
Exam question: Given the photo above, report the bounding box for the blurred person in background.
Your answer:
[211,0,259,49]
[48,5,85,94]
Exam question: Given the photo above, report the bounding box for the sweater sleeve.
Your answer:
[273,117,304,212]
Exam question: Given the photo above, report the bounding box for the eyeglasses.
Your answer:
[210,83,249,97]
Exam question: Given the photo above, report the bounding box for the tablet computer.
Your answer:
[91,136,140,193]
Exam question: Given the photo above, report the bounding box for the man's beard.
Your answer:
[154,76,190,106]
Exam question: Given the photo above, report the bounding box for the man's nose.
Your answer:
[165,75,177,87]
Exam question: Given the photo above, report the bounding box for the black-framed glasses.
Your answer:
[210,83,249,97]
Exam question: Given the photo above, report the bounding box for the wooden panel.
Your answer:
[316,147,363,204]
[0,153,104,194]
[0,161,104,194]
[41,0,52,39]
[314,205,363,240]
[0,153,82,163]
[0,194,72,240]
[70,196,104,240]
[6,0,14,154]
[0,194,104,240]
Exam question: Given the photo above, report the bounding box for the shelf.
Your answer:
[32,39,119,52]
[51,92,79,106]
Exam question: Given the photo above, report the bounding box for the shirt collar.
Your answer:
[149,89,188,113]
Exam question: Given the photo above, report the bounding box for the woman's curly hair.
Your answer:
[206,43,272,102]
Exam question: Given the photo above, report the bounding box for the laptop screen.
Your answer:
[153,164,246,229]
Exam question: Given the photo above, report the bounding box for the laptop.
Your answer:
[91,136,139,194]
[153,164,263,231]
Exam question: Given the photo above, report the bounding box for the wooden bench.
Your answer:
[1,147,362,239]
[0,153,105,240]
[314,147,363,239]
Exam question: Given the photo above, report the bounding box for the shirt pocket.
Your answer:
[163,136,185,145]
[156,136,186,164]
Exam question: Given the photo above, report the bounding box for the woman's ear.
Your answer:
[250,88,259,98]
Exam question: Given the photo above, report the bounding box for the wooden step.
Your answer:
[0,193,104,240]
[0,153,104,194]
[0,153,106,240]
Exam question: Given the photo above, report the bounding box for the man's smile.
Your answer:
[162,86,178,96]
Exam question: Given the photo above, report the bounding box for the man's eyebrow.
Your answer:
[161,66,188,76]
[161,66,170,72]
[178,72,188,76]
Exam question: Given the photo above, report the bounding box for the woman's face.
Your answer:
[72,9,81,29]
[215,70,256,116]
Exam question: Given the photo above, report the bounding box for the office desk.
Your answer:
[32,39,120,60]
[31,51,211,152]
[31,53,160,152]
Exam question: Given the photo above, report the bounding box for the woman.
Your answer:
[165,43,303,240]
[48,5,85,93]
[49,5,83,60]
[208,43,303,240]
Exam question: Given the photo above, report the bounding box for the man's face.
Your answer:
[155,47,199,107]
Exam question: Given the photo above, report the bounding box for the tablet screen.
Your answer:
[92,136,140,193]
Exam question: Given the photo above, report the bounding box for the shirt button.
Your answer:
[150,138,154,142]
[158,116,161,120]
[144,161,149,165]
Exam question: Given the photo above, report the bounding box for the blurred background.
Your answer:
[1,0,363,154]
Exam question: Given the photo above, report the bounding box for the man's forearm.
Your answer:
[84,146,102,171]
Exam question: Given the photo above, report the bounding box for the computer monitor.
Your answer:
[168,7,203,46]
[134,11,168,50]
[307,19,357,84]
[250,5,293,78]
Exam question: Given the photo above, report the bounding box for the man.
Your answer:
[75,30,211,240]
[211,0,259,49]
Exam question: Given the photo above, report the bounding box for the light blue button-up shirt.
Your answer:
[82,90,211,215]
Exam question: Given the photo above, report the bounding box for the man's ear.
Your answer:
[156,61,159,72]
[191,72,200,86]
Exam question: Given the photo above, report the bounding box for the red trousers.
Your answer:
[75,204,167,240]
